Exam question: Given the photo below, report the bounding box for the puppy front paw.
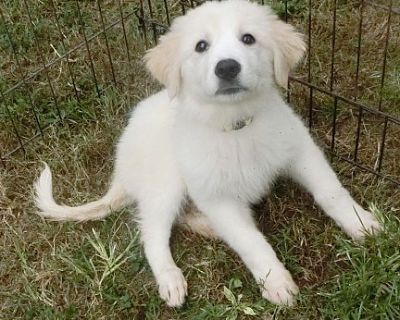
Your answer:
[157,267,188,307]
[342,208,382,241]
[260,268,299,306]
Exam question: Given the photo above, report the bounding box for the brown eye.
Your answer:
[195,40,209,53]
[242,33,256,45]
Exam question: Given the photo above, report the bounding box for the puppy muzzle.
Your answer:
[216,79,247,95]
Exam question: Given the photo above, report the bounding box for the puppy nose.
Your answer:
[215,59,241,80]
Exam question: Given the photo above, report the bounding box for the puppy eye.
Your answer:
[195,40,209,53]
[241,33,256,45]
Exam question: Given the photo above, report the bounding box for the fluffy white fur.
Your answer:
[35,0,381,307]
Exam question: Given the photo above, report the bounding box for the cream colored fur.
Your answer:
[35,0,381,308]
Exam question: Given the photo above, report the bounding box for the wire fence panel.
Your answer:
[0,0,399,185]
[286,0,400,186]
[0,1,147,164]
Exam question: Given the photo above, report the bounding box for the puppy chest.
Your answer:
[176,132,287,201]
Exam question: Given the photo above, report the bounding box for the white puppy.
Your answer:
[35,0,381,307]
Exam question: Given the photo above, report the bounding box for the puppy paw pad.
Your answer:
[158,267,188,307]
[343,210,382,241]
[260,269,299,306]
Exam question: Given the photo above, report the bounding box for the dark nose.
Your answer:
[215,59,241,81]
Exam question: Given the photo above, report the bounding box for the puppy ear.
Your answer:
[271,19,306,89]
[144,33,181,98]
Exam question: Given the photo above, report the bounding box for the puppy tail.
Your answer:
[34,163,129,221]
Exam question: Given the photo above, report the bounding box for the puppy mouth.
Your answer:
[216,87,247,95]
[216,81,247,95]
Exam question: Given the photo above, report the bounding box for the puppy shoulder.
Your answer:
[130,89,170,117]
[119,89,174,138]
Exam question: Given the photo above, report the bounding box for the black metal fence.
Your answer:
[0,0,399,185]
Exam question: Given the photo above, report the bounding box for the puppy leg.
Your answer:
[196,199,298,306]
[137,190,187,307]
[178,205,217,238]
[288,138,381,241]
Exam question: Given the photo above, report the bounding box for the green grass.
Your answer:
[318,208,400,319]
[1,0,400,319]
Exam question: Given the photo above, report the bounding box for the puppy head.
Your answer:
[144,0,305,101]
